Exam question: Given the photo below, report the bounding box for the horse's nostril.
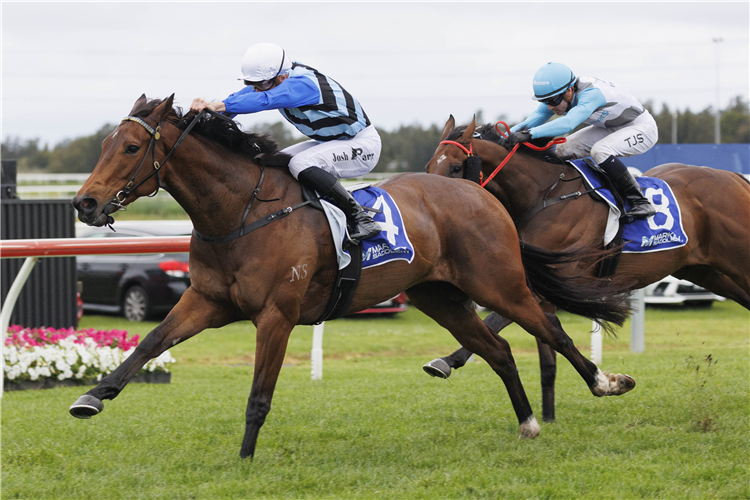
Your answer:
[73,196,99,215]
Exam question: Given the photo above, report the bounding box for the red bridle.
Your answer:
[439,121,566,188]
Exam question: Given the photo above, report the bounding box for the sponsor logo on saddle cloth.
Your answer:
[351,186,415,269]
[319,186,415,270]
[567,159,688,254]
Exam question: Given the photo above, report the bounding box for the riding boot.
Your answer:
[297,166,381,244]
[598,155,656,220]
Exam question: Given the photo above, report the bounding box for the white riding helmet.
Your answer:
[239,42,292,83]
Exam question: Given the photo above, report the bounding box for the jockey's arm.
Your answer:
[510,104,554,133]
[528,87,607,139]
[222,77,320,115]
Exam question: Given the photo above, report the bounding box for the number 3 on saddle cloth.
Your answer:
[568,159,689,254]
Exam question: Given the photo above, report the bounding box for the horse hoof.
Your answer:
[591,371,637,396]
[69,395,104,419]
[618,374,636,393]
[423,359,451,379]
[518,416,540,439]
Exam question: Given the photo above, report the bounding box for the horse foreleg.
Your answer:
[240,306,296,460]
[69,289,232,419]
[536,301,557,422]
[408,283,539,440]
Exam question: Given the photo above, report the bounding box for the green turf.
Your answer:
[3,301,748,499]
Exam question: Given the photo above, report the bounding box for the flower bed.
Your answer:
[3,325,175,390]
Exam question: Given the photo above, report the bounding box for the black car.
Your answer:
[76,221,192,322]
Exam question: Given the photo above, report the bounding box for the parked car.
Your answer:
[353,292,408,316]
[643,275,725,307]
[77,221,408,321]
[76,221,193,322]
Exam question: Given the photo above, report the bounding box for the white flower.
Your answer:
[5,329,177,383]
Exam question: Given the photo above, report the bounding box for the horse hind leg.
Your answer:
[673,265,750,310]
[470,277,635,398]
[422,312,513,379]
[406,282,540,439]
[423,306,559,422]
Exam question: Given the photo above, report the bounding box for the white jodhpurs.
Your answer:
[555,110,659,163]
[284,125,382,180]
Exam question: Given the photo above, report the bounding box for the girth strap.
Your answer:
[308,242,363,324]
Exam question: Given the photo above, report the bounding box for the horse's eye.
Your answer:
[451,164,463,175]
[125,145,139,154]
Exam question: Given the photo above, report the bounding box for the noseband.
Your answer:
[438,140,483,184]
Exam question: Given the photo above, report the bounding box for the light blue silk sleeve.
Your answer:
[510,103,554,133]
[528,87,607,139]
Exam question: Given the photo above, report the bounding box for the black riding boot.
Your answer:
[598,155,656,220]
[297,166,381,244]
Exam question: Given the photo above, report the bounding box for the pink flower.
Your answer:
[4,325,142,350]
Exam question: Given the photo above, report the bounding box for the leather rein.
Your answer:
[111,109,315,244]
[438,122,605,228]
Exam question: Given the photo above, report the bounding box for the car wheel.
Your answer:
[123,286,149,322]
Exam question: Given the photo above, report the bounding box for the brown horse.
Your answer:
[69,95,637,459]
[425,115,750,422]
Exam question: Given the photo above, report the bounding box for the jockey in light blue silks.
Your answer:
[506,62,658,220]
[191,42,381,243]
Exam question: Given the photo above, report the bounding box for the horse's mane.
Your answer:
[446,124,564,165]
[131,97,291,168]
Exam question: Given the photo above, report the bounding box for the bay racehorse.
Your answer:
[425,115,750,422]
[69,96,637,459]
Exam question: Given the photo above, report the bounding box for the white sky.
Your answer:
[2,1,749,148]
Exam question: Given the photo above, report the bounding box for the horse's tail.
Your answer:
[519,240,633,335]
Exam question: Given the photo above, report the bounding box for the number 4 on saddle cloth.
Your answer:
[309,184,415,324]
[568,158,688,254]
[320,185,415,271]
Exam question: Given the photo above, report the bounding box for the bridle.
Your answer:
[439,121,566,188]
[111,108,315,244]
[110,111,208,215]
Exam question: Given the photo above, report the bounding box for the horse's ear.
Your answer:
[129,94,148,115]
[152,94,175,121]
[460,115,477,143]
[441,115,456,141]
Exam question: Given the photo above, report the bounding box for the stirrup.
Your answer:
[342,228,360,250]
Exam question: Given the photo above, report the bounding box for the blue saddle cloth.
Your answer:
[568,159,688,254]
[349,187,415,269]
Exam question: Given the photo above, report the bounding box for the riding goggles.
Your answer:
[541,92,566,107]
[244,79,277,91]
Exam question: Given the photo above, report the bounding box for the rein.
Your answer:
[117,108,316,245]
[481,122,566,188]
[439,122,565,189]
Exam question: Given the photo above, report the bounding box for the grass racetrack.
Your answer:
[3,301,748,499]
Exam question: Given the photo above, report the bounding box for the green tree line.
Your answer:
[3,97,748,174]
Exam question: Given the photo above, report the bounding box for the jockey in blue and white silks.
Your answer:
[506,62,657,220]
[191,42,381,244]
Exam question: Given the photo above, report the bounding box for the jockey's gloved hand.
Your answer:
[506,130,532,149]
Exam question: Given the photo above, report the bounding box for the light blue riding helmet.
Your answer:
[532,62,577,101]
